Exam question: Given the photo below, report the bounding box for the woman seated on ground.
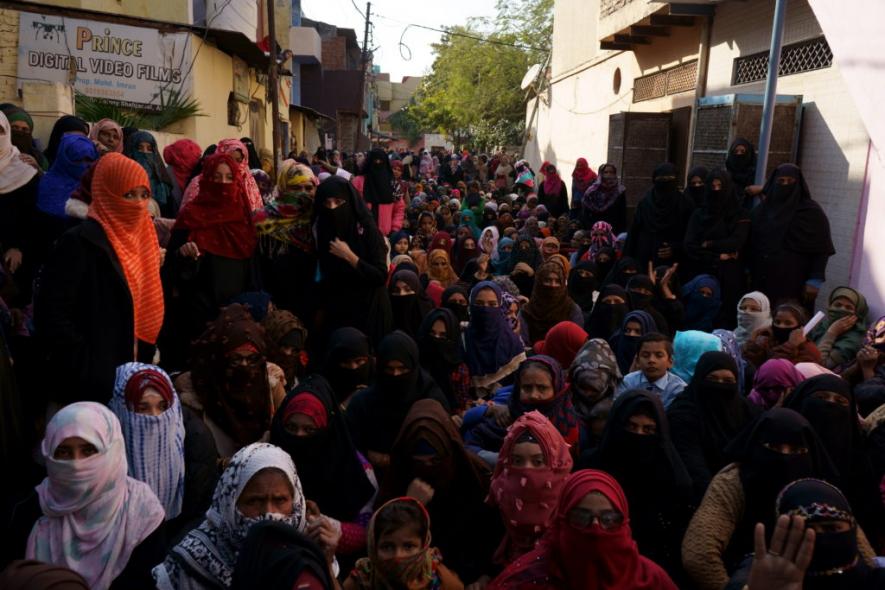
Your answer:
[488,412,573,565]
[464,281,527,397]
[668,351,758,500]
[488,469,677,590]
[110,362,218,537]
[463,355,579,467]
[580,390,694,585]
[743,302,822,367]
[809,286,870,370]
[345,331,449,471]
[11,403,166,590]
[321,327,374,407]
[417,308,472,413]
[518,261,584,345]
[175,304,284,458]
[271,375,378,558]
[377,399,501,587]
[681,408,876,590]
[154,443,334,590]
[344,497,464,590]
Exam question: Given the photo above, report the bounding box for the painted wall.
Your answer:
[806,0,885,318]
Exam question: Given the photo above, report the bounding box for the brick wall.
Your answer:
[600,0,636,18]
[322,37,347,71]
[0,9,18,103]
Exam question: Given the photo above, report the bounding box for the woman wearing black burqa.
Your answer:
[356,148,395,229]
[312,176,391,347]
[749,163,834,310]
[624,163,695,269]
[684,168,751,329]
[580,390,695,585]
[725,138,757,209]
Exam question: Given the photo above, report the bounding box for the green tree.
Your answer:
[409,0,552,149]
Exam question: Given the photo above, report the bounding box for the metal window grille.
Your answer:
[733,36,833,85]
[633,60,698,103]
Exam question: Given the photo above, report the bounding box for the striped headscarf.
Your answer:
[87,153,164,344]
[109,362,185,520]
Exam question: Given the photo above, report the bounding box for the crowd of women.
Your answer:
[1,104,885,589]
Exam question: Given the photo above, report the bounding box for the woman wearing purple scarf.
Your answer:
[580,163,627,233]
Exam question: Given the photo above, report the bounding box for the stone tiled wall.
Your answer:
[0,9,18,103]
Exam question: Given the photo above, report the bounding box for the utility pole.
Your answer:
[755,0,788,184]
[267,0,281,179]
[360,1,371,150]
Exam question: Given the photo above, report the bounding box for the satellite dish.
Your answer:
[520,64,542,90]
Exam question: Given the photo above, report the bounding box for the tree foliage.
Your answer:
[406,0,552,150]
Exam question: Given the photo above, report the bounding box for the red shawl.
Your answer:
[541,161,563,196]
[163,139,202,191]
[571,158,597,194]
[488,470,677,590]
[174,153,257,260]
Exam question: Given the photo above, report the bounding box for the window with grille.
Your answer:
[633,60,698,103]
[733,36,833,85]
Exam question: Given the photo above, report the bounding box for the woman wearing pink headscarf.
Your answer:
[88,118,123,154]
[747,358,804,409]
[181,138,262,210]
[15,402,165,590]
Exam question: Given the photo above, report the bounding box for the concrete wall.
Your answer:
[550,0,599,77]
[0,9,19,103]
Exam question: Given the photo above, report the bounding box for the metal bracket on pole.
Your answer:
[755,0,788,185]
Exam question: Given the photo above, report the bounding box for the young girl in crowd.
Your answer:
[345,497,463,589]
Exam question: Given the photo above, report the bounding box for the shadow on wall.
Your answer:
[796,100,862,307]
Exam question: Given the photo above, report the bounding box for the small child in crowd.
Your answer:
[616,332,687,409]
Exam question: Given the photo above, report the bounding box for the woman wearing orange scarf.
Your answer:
[34,153,164,405]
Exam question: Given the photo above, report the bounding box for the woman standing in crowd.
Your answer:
[34,153,163,405]
[518,261,583,345]
[750,163,834,308]
[312,176,391,346]
[537,162,569,218]
[580,163,627,234]
[569,158,596,214]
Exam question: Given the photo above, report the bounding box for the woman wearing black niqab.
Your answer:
[359,148,394,206]
[388,268,433,339]
[725,138,757,208]
[784,374,885,538]
[684,165,709,207]
[668,351,759,500]
[43,115,89,165]
[585,284,629,340]
[684,168,751,328]
[321,327,374,406]
[312,176,391,346]
[750,163,834,309]
[345,331,449,466]
[624,162,695,268]
[231,521,335,590]
[567,260,598,312]
[581,390,694,584]
[417,308,468,412]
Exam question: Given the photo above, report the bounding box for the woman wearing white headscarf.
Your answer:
[153,443,312,590]
[19,402,166,590]
[732,291,771,347]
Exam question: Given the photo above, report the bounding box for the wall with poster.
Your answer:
[17,12,191,110]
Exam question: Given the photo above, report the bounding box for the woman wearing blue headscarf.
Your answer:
[681,274,722,333]
[608,310,658,375]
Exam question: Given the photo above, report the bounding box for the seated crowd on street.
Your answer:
[3,105,885,589]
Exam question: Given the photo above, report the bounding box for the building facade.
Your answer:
[526,0,873,309]
[0,0,290,155]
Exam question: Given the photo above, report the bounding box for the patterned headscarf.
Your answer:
[88,118,123,153]
[153,443,306,590]
[253,159,317,256]
[28,403,165,590]
[109,362,186,520]
[352,497,444,589]
[865,315,885,351]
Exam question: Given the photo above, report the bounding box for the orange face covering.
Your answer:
[88,153,164,345]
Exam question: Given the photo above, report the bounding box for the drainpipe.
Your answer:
[685,12,713,180]
[755,0,788,184]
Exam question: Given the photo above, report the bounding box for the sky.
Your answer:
[299,0,499,81]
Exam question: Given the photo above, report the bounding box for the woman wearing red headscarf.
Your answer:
[537,162,569,218]
[488,469,677,590]
[570,158,597,214]
[162,139,202,213]
[34,152,164,405]
[181,138,263,211]
[170,152,259,345]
